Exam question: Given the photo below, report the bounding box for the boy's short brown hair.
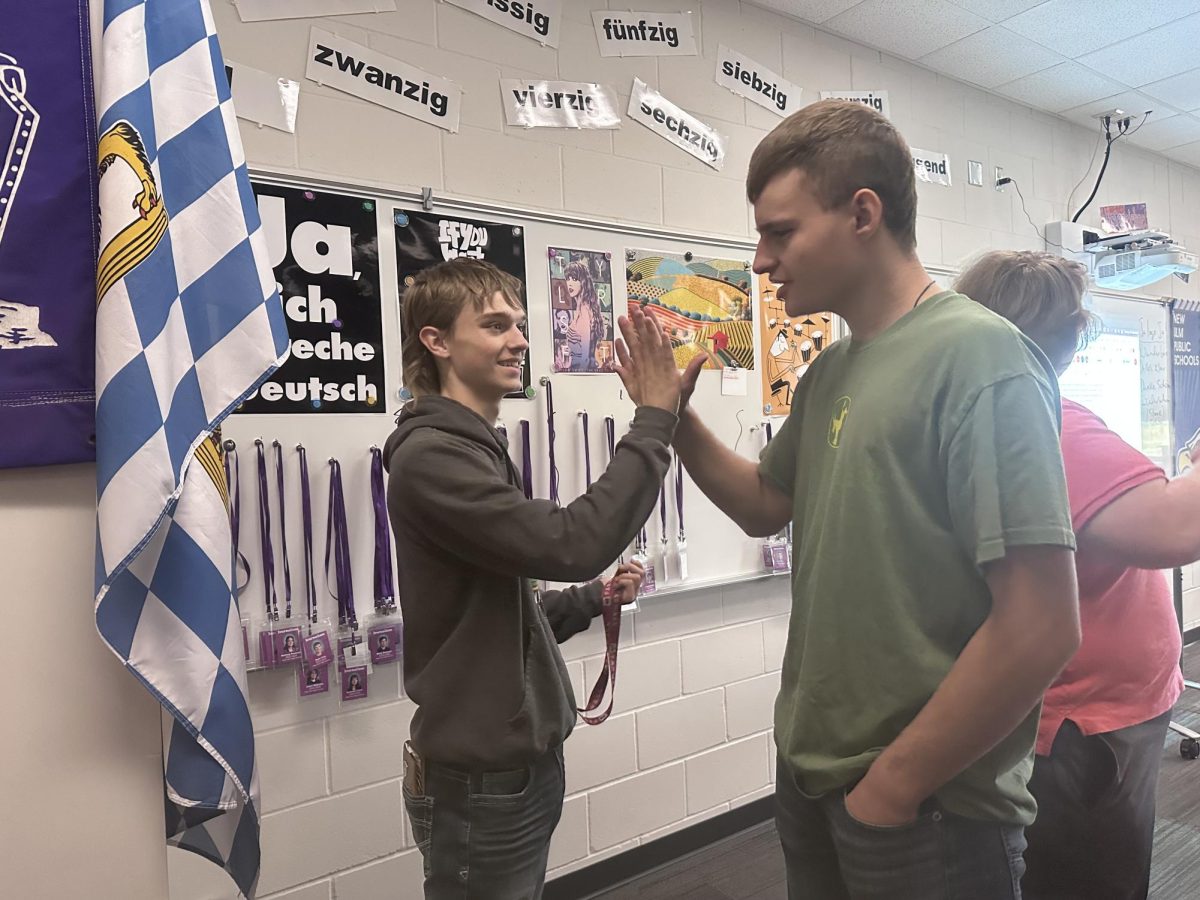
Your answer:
[955,250,1095,373]
[401,258,524,397]
[746,100,918,252]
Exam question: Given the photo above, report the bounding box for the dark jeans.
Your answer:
[775,756,1027,899]
[403,745,565,899]
[1023,711,1171,900]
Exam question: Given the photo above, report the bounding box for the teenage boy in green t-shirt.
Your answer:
[655,101,1081,898]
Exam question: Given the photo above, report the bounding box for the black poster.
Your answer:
[239,183,384,414]
[394,209,530,398]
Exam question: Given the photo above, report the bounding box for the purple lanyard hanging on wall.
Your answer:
[325,457,357,631]
[272,441,293,620]
[298,444,317,624]
[254,439,278,621]
[370,446,397,614]
[223,441,250,601]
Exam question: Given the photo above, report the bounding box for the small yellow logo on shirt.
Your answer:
[828,396,851,448]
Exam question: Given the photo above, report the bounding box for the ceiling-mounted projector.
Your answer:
[1044,221,1197,291]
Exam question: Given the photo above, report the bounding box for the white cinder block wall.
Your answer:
[171,1,1200,900]
[166,2,1200,898]
[10,3,1196,900]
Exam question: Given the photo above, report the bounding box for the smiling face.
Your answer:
[425,291,528,406]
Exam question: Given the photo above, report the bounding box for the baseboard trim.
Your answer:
[544,796,774,899]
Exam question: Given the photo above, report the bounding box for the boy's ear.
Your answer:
[849,187,884,240]
[419,325,451,359]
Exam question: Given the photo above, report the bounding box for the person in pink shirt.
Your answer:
[957,250,1189,900]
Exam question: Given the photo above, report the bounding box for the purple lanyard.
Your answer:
[658,478,668,550]
[254,439,278,621]
[272,441,293,620]
[606,415,627,563]
[325,458,357,631]
[675,451,685,542]
[545,380,559,504]
[581,412,592,487]
[223,441,250,600]
[298,444,317,624]
[608,416,644,552]
[520,419,533,500]
[765,422,774,444]
[370,446,397,614]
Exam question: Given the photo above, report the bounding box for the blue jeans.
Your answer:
[403,745,565,899]
[775,756,1027,899]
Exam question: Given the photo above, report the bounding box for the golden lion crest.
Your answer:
[97,120,167,301]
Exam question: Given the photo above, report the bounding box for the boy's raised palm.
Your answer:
[614,304,681,414]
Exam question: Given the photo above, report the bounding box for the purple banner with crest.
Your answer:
[0,0,98,468]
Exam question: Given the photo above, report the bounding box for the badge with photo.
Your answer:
[341,665,369,702]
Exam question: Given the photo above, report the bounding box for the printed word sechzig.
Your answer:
[638,100,718,161]
[312,43,448,117]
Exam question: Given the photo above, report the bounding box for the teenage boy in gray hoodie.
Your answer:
[384,257,681,899]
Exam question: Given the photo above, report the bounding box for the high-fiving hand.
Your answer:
[614,303,682,414]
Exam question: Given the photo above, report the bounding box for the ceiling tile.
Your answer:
[742,0,863,25]
[1079,13,1200,88]
[994,61,1127,113]
[824,0,990,59]
[943,0,1048,23]
[1142,68,1200,113]
[1117,114,1200,153]
[920,26,1062,89]
[1167,140,1200,169]
[1004,0,1200,58]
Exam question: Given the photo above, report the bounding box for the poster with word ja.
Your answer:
[239,184,384,414]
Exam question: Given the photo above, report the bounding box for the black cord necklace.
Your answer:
[912,279,937,310]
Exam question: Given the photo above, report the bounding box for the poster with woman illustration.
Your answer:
[548,247,615,373]
[757,273,833,416]
[626,249,754,371]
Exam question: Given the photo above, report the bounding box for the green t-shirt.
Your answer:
[760,291,1075,826]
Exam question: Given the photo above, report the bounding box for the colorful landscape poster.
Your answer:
[548,247,615,373]
[625,249,753,370]
[758,273,832,416]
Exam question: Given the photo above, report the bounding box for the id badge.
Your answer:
[762,540,776,571]
[257,623,277,669]
[635,553,656,595]
[303,630,333,669]
[337,633,367,672]
[298,663,330,697]
[368,622,401,665]
[341,665,369,701]
[274,626,303,664]
[771,541,789,572]
[676,540,688,582]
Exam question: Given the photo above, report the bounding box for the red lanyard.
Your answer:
[578,578,622,725]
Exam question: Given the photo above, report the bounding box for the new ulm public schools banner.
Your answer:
[0,2,98,468]
[1173,302,1200,473]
